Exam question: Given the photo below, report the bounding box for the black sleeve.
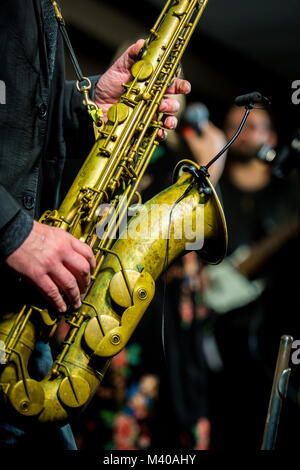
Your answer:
[63,75,101,159]
[64,75,100,127]
[0,193,33,259]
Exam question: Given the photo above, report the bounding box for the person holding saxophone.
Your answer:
[0,0,190,449]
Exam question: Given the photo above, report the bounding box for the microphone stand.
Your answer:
[261,335,293,450]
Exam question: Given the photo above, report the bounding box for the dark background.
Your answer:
[59,0,300,451]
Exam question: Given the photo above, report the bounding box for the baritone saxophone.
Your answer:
[0,0,227,425]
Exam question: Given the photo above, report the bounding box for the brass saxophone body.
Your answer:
[0,0,227,426]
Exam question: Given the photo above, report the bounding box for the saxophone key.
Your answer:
[84,316,120,354]
[107,102,129,124]
[58,375,90,408]
[131,60,153,81]
[8,379,45,416]
[109,270,141,308]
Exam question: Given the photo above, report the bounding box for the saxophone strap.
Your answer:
[51,1,103,127]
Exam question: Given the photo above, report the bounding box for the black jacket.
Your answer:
[0,0,99,259]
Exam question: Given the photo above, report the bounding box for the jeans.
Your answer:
[0,342,77,450]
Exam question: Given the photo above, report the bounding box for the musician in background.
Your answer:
[145,103,299,450]
[200,105,300,450]
[220,105,278,252]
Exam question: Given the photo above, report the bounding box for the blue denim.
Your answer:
[0,421,77,450]
[0,342,77,450]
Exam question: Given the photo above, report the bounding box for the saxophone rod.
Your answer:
[261,334,293,450]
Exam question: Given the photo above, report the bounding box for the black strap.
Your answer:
[52,1,85,83]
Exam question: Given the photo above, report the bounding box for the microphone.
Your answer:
[183,102,209,135]
[256,128,300,178]
[234,92,271,108]
[257,144,278,163]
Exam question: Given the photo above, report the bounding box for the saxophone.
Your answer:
[0,0,227,426]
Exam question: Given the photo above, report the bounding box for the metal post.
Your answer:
[261,335,293,450]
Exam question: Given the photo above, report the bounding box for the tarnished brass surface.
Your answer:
[0,0,227,426]
[8,379,45,416]
[109,270,142,308]
[58,375,90,409]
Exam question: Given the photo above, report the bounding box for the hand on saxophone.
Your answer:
[94,39,191,139]
[5,221,96,313]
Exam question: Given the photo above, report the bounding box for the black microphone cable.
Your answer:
[205,91,271,171]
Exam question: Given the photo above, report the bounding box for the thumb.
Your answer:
[119,39,145,72]
[128,39,145,60]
